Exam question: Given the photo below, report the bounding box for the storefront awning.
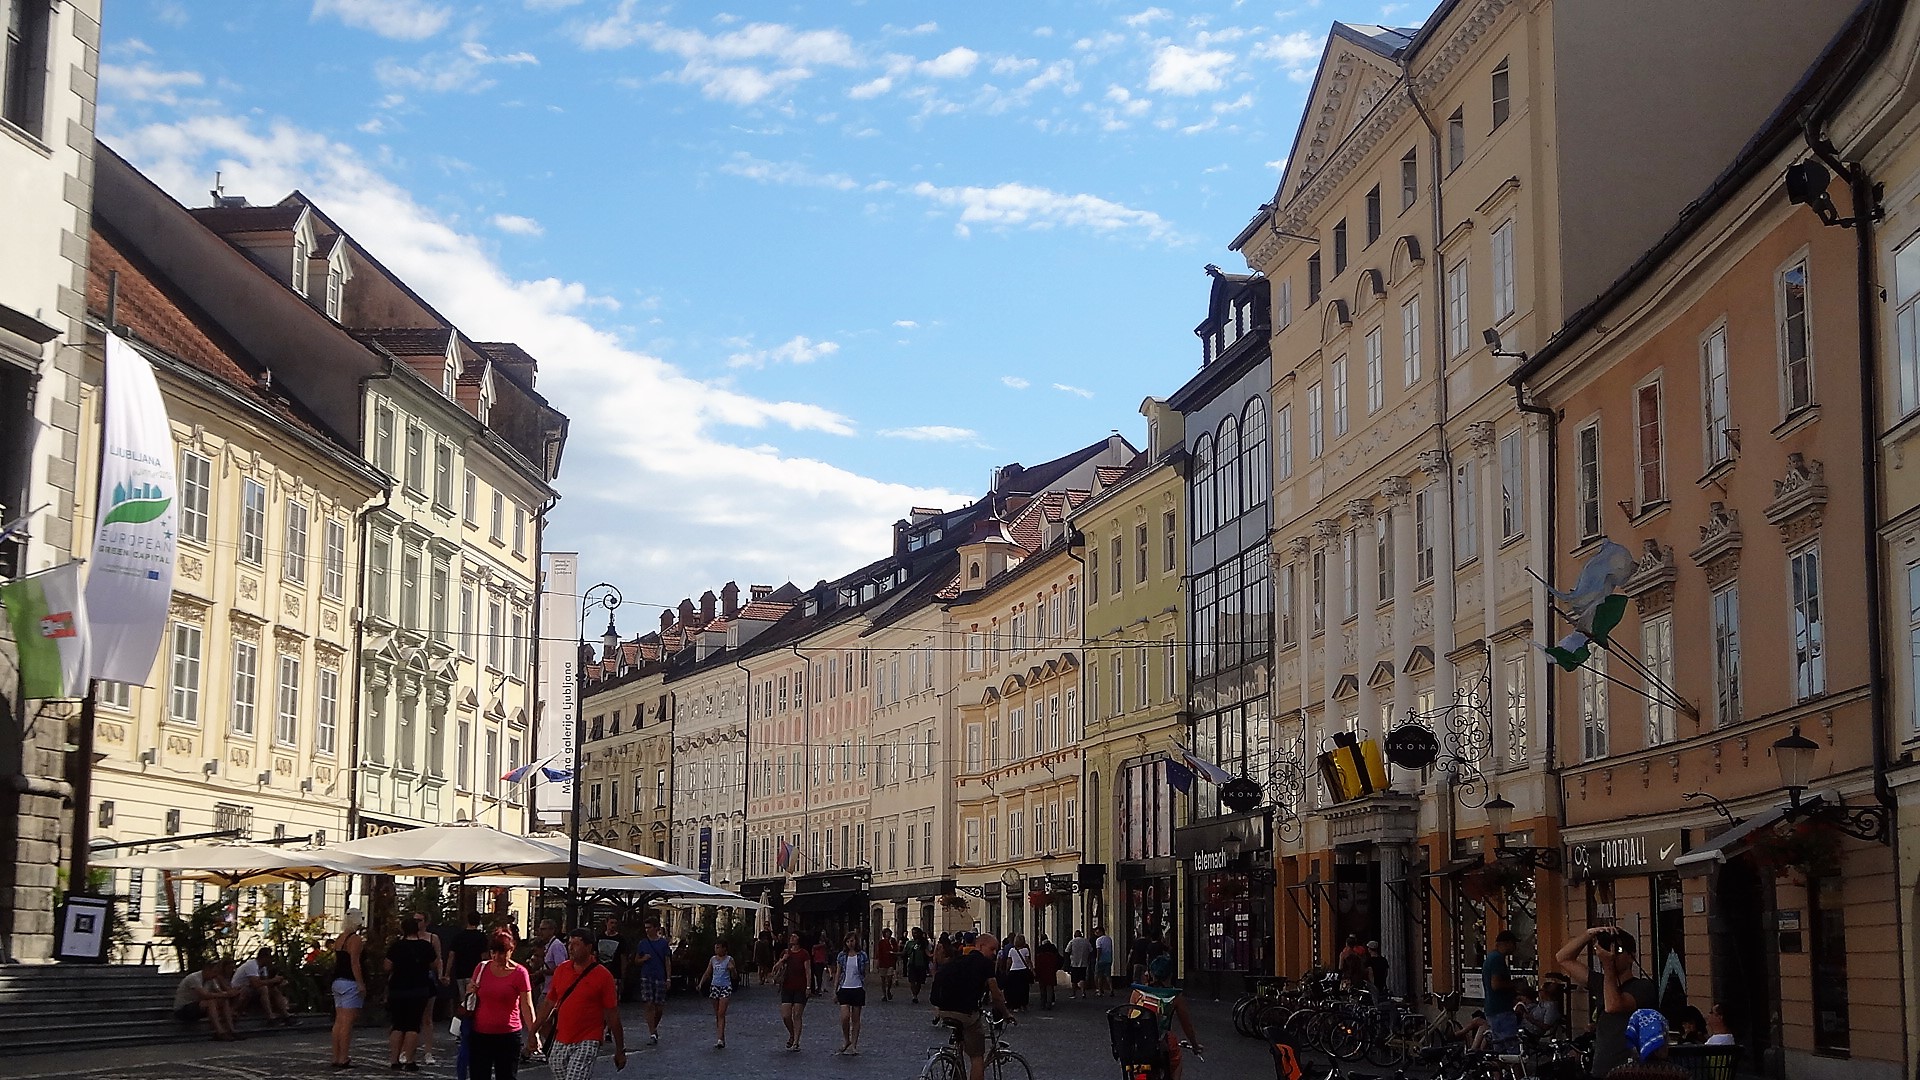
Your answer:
[1674,803,1794,878]
[785,889,865,913]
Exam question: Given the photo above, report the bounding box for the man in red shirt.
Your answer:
[534,929,625,1080]
[875,928,899,1002]
[776,932,813,1051]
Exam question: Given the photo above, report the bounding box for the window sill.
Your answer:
[1695,458,1736,489]
[1627,500,1670,529]
[1498,532,1525,549]
[1773,404,1821,439]
[0,116,52,156]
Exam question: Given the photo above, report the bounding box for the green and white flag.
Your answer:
[0,561,91,699]
[1542,539,1636,671]
[85,334,178,685]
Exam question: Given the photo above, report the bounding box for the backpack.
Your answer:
[1264,1025,1305,1080]
[1107,1004,1164,1066]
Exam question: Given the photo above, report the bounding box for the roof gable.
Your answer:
[1276,24,1410,212]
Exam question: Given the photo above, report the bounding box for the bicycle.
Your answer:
[922,1013,1032,1080]
[1360,989,1467,1067]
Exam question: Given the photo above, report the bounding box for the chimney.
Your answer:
[660,608,675,632]
[678,598,696,627]
[699,590,717,625]
[751,584,773,602]
[721,581,740,619]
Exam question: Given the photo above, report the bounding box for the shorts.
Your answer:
[1095,961,1113,977]
[836,988,867,1008]
[1070,966,1088,984]
[780,989,810,1006]
[332,978,365,1009]
[174,1002,205,1024]
[548,1039,602,1080]
[709,986,733,1000]
[389,995,430,1031]
[934,1010,985,1058]
[638,974,667,1004]
[907,965,929,983]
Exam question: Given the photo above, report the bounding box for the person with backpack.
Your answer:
[1125,955,1203,1080]
[904,927,933,1004]
[831,932,870,1055]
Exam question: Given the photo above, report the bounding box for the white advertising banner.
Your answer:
[535,552,579,822]
[85,334,178,686]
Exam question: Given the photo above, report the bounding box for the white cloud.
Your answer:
[908,180,1174,240]
[375,40,538,94]
[491,213,544,236]
[1146,44,1233,95]
[1001,376,1031,389]
[917,46,979,79]
[107,112,961,602]
[877,425,977,442]
[726,334,841,369]
[1250,30,1323,76]
[100,63,206,106]
[1052,383,1095,398]
[1123,7,1173,27]
[848,75,893,100]
[312,0,451,41]
[892,320,919,329]
[719,153,864,191]
[578,7,860,104]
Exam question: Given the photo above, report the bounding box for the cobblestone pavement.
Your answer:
[0,985,1292,1080]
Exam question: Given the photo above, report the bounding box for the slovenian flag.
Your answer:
[502,755,568,784]
[0,561,91,699]
[776,838,792,871]
[1175,743,1233,786]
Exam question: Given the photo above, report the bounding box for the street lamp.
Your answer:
[1483,793,1561,872]
[1772,725,1819,809]
[1483,795,1515,837]
[1220,829,1246,859]
[567,581,622,929]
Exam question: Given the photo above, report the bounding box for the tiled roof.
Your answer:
[1095,465,1131,486]
[473,341,539,387]
[87,224,336,444]
[736,600,793,621]
[348,326,453,356]
[189,204,305,235]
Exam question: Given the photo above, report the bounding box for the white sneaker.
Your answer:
[423,1056,438,1067]
[715,1040,725,1050]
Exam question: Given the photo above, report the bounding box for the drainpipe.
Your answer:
[735,654,753,890]
[1509,380,1560,833]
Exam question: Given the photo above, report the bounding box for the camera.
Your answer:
[1592,929,1618,950]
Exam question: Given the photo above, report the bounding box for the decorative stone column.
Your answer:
[1382,477,1415,746]
[1467,420,1506,769]
[1288,535,1313,721]
[1378,840,1411,999]
[1351,500,1379,742]
[1315,518,1343,747]
[1416,448,1455,793]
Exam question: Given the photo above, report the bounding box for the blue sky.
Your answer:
[99,0,1430,611]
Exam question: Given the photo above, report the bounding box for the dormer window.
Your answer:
[970,561,982,581]
[443,362,456,397]
[325,266,343,319]
[291,229,310,294]
[1222,306,1240,348]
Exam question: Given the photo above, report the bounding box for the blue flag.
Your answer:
[1165,759,1195,793]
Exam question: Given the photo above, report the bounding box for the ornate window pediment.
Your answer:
[1763,454,1826,544]
[1690,501,1743,588]
[1623,541,1677,615]
[1402,644,1435,675]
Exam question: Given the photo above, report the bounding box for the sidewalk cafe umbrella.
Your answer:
[93,841,377,889]
[466,872,761,909]
[324,822,631,881]
[523,834,696,877]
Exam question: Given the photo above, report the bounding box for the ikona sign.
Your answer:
[1567,828,1686,882]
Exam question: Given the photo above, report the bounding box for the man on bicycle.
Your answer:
[1128,955,1203,1080]
[930,932,1013,1080]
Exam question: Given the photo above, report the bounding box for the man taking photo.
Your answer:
[930,931,1014,1080]
[533,928,625,1080]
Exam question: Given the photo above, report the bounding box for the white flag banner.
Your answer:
[85,334,178,685]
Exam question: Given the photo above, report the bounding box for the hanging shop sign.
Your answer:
[1383,725,1440,770]
[1566,828,1686,882]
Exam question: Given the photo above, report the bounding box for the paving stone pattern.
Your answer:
[0,986,1284,1080]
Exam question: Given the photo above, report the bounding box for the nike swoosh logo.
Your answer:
[1658,844,1676,860]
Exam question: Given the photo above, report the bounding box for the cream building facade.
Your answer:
[77,218,383,947]
[579,662,673,865]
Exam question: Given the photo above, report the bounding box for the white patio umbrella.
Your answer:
[322,822,631,880]
[521,834,695,878]
[465,872,760,909]
[93,841,376,889]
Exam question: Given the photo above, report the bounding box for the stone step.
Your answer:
[6,1018,311,1057]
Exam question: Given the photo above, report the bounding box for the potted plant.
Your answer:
[1753,818,1843,882]
[1028,888,1049,909]
[941,894,969,911]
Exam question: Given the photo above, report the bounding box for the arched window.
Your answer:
[1191,434,1215,537]
[1241,397,1269,509]
[1217,415,1241,525]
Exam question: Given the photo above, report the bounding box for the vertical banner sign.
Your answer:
[535,552,579,822]
[698,827,713,884]
[86,334,178,685]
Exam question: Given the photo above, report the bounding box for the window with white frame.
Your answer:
[317,667,339,756]
[463,471,477,523]
[1502,652,1529,766]
[1341,529,1357,619]
[1311,548,1327,633]
[1579,652,1608,761]
[1643,613,1675,747]
[513,504,527,554]
[1401,296,1422,386]
[179,451,211,543]
[1634,378,1666,510]
[1908,562,1920,736]
[1377,512,1394,600]
[1499,430,1525,541]
[240,478,267,565]
[170,622,203,725]
[487,599,504,671]
[1279,563,1297,647]
[1307,382,1324,458]
[1447,260,1471,358]
[231,639,258,735]
[1401,147,1419,210]
[323,518,347,600]
[1454,459,1478,564]
[1365,328,1384,414]
[1780,258,1813,414]
[1331,357,1350,436]
[490,490,504,542]
[276,653,301,747]
[1276,277,1293,331]
[966,632,984,671]
[965,818,981,864]
[1702,324,1733,465]
[1415,487,1435,583]
[283,501,309,585]
[99,681,131,709]
[404,423,425,493]
[1896,237,1920,415]
[1447,108,1465,172]
[1112,661,1124,718]
[1491,59,1511,128]
[434,441,454,510]
[1791,546,1825,701]
[1491,220,1516,323]
[374,404,396,475]
[1138,646,1151,708]
[1576,422,1602,541]
[1712,585,1743,726]
[1276,403,1294,478]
